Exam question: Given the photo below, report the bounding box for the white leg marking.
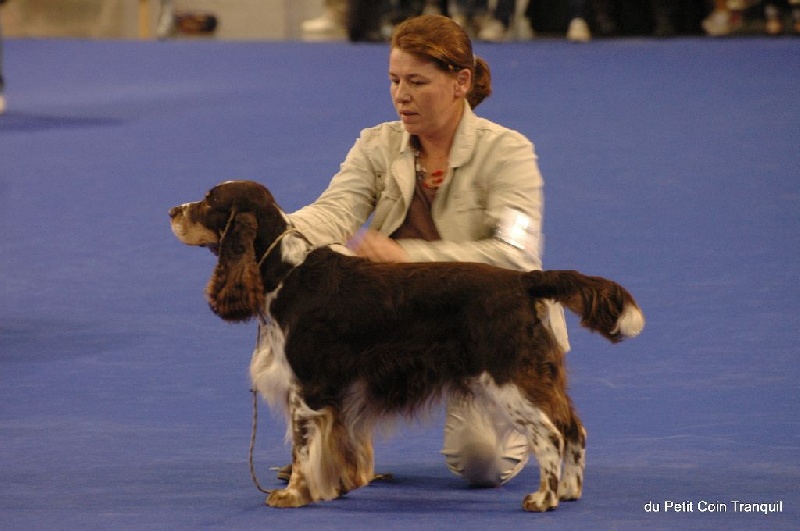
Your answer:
[559,425,585,501]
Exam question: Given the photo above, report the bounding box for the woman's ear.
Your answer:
[205,212,265,322]
[455,68,472,98]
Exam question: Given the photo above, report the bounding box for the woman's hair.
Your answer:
[391,14,492,109]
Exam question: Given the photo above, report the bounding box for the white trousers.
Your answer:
[441,301,569,486]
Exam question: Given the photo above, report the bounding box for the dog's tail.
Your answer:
[524,270,644,343]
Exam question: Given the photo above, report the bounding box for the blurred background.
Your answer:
[1,1,797,530]
[1,0,798,42]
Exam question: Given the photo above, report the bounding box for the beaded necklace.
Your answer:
[414,149,448,190]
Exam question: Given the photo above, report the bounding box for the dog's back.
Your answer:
[269,249,642,416]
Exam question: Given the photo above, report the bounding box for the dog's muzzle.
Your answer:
[169,205,185,219]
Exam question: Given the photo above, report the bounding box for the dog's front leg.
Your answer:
[265,446,312,509]
[266,386,343,507]
[266,452,313,508]
[265,387,316,508]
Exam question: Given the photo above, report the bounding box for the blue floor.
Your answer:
[1,36,798,530]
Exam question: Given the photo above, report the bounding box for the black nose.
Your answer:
[169,206,182,219]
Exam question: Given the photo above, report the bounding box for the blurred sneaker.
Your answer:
[175,13,218,35]
[302,14,337,33]
[764,4,784,35]
[302,9,345,41]
[511,14,535,40]
[156,5,175,39]
[478,18,506,42]
[566,18,591,42]
[702,10,731,36]
[302,9,343,34]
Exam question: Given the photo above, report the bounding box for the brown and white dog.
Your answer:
[169,180,644,512]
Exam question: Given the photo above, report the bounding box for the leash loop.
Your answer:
[257,228,305,267]
[249,388,273,495]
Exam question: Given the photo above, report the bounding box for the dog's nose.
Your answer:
[168,206,182,219]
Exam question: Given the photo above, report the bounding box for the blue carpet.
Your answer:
[1,37,798,530]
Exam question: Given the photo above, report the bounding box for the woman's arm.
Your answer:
[289,135,380,247]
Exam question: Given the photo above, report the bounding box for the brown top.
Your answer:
[390,176,442,242]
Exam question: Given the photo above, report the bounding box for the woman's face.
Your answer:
[389,48,470,141]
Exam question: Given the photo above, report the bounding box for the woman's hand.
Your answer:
[348,229,409,263]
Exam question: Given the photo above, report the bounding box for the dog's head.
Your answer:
[169,180,280,249]
[170,180,287,322]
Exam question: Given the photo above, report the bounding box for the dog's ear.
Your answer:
[205,212,265,322]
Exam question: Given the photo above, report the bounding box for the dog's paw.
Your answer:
[522,490,559,512]
[558,477,583,501]
[266,488,312,508]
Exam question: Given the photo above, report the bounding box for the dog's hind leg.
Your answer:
[342,422,375,492]
[341,383,377,491]
[558,415,586,501]
[518,411,563,512]
[478,376,563,512]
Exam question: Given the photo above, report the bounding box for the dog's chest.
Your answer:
[249,313,293,413]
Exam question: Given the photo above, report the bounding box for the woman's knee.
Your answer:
[442,395,530,486]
